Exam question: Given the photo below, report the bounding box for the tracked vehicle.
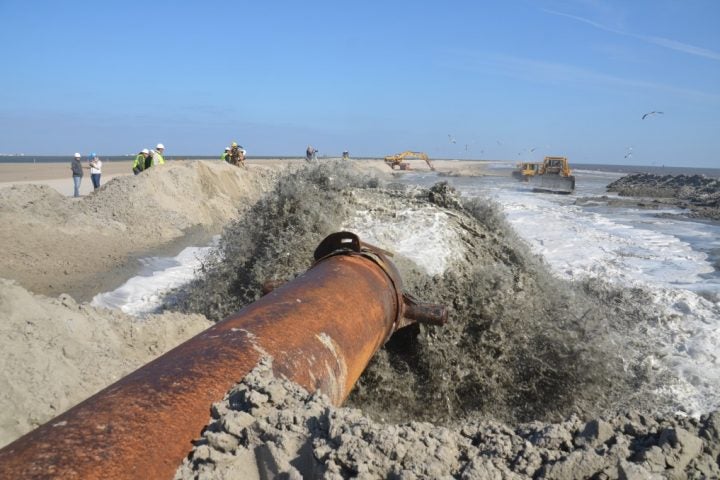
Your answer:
[384,151,435,171]
[527,156,575,194]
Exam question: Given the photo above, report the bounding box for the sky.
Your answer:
[0,0,719,167]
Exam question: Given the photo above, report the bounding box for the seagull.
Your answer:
[642,111,664,120]
[448,134,456,144]
[529,147,537,153]
[496,140,503,146]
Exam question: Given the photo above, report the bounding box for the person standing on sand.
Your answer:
[89,153,102,190]
[221,147,230,162]
[70,152,84,197]
[133,149,150,175]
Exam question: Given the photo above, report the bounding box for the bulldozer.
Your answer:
[526,156,575,194]
[512,161,540,180]
[384,151,435,171]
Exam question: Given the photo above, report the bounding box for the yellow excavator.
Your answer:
[527,156,575,194]
[384,151,435,171]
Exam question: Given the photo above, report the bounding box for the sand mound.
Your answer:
[0,161,281,299]
[0,278,212,447]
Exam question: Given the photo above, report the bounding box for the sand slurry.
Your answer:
[177,358,720,479]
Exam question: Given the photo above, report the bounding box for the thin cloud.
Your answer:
[542,9,720,61]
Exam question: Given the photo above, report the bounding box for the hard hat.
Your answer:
[232,142,238,147]
[90,152,96,158]
[225,147,230,151]
[156,143,165,150]
[141,148,149,154]
[74,153,81,158]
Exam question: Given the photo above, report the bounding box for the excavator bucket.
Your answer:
[527,174,576,194]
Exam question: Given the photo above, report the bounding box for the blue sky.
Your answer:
[0,0,718,166]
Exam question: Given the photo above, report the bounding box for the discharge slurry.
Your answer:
[392,168,720,417]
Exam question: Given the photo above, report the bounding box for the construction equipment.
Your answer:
[512,161,540,180]
[384,151,435,171]
[0,232,447,480]
[527,156,576,194]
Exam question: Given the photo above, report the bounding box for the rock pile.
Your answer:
[607,174,720,220]
[176,359,720,479]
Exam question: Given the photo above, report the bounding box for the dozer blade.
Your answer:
[527,174,575,194]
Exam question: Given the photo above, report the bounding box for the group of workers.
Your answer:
[132,143,166,174]
[71,141,348,198]
[221,142,246,167]
[70,143,165,197]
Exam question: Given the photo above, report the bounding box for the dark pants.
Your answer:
[91,173,101,190]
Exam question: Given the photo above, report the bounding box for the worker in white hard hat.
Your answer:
[149,143,165,168]
[133,148,151,175]
[71,152,84,197]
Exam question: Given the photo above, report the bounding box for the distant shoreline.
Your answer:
[2,156,718,177]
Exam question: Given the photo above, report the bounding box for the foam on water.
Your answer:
[91,239,218,316]
[342,205,463,276]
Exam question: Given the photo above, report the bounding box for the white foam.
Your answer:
[342,206,463,276]
[91,239,218,316]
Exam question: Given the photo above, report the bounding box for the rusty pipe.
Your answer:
[0,232,437,480]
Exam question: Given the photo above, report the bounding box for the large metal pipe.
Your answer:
[0,232,446,479]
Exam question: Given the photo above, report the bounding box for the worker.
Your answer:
[149,143,165,168]
[305,145,317,162]
[229,142,245,167]
[88,152,102,190]
[221,147,230,162]
[70,152,84,197]
[133,149,150,175]
[342,150,349,160]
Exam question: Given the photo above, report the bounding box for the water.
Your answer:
[91,238,219,316]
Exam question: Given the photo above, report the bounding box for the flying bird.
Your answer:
[642,111,664,120]
[529,147,537,153]
[448,134,456,144]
